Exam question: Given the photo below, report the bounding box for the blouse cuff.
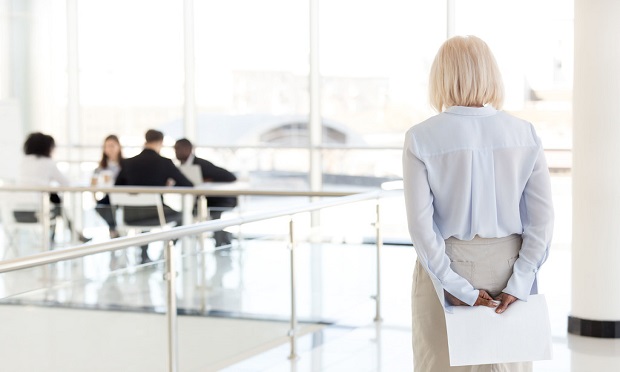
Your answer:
[441,273,479,306]
[502,258,537,300]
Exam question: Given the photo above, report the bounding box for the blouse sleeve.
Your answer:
[402,130,479,306]
[503,132,554,300]
[51,160,70,187]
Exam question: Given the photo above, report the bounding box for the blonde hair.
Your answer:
[429,35,504,112]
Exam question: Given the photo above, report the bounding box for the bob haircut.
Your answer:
[23,132,56,157]
[429,35,504,112]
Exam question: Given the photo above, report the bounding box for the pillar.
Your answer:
[570,0,620,338]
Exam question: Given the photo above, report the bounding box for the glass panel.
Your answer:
[319,0,445,146]
[0,0,68,132]
[77,0,184,148]
[0,0,68,184]
[454,0,574,151]
[0,254,168,371]
[188,0,309,175]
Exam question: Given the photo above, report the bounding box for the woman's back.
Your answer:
[405,105,544,240]
[19,155,69,187]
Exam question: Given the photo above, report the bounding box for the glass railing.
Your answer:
[0,186,399,371]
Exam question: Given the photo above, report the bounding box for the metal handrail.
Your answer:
[0,189,384,273]
[0,184,361,197]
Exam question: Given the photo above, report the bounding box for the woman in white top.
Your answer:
[403,36,554,371]
[18,132,90,242]
[92,134,123,238]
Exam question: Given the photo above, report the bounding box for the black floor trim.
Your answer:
[568,316,620,338]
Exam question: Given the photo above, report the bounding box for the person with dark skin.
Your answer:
[115,130,193,263]
[174,138,237,248]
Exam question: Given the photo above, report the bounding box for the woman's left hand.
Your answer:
[494,292,517,314]
[445,289,497,308]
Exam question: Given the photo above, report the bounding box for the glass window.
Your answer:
[0,0,575,180]
[453,0,574,152]
[193,0,309,128]
[78,0,184,154]
[0,0,68,135]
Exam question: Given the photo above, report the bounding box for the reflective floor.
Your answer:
[1,175,620,371]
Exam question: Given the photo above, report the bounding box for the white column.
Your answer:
[309,0,321,231]
[570,0,620,337]
[67,0,80,150]
[0,0,10,99]
[183,0,196,140]
[308,0,324,327]
[9,0,32,132]
[446,0,455,38]
[309,0,321,193]
[67,0,83,237]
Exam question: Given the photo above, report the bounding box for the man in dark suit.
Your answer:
[174,138,237,248]
[116,130,193,263]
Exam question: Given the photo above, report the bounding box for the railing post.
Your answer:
[165,240,179,372]
[374,200,383,322]
[181,193,194,253]
[288,217,298,360]
[197,196,208,313]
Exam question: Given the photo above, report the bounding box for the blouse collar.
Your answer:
[445,105,498,116]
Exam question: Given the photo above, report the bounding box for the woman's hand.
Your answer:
[445,289,497,308]
[474,290,497,308]
[494,292,517,314]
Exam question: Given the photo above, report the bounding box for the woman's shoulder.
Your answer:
[494,111,539,140]
[405,112,458,143]
[22,154,55,165]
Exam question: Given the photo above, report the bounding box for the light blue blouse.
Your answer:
[402,106,554,308]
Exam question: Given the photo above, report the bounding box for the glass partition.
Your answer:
[0,191,390,370]
[77,0,184,146]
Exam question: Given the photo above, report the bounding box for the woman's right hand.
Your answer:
[445,289,497,308]
[474,289,498,308]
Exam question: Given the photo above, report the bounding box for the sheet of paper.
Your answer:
[445,294,552,366]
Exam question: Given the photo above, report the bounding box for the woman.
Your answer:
[18,132,90,243]
[92,134,123,238]
[403,36,554,371]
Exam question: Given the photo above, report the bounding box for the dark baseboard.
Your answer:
[568,316,620,338]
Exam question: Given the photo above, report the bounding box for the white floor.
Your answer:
[2,174,620,371]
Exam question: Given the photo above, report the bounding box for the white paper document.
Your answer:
[445,294,552,366]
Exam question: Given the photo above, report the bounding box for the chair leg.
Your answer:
[140,245,152,264]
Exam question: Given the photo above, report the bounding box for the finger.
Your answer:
[495,301,509,313]
[478,298,497,308]
[475,293,497,307]
[495,297,514,314]
[473,290,495,307]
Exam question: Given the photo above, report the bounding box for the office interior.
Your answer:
[1,0,619,371]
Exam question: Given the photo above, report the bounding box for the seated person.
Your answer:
[92,134,123,239]
[17,132,90,243]
[174,138,237,247]
[115,129,193,263]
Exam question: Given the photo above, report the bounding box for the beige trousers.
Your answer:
[411,235,532,372]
